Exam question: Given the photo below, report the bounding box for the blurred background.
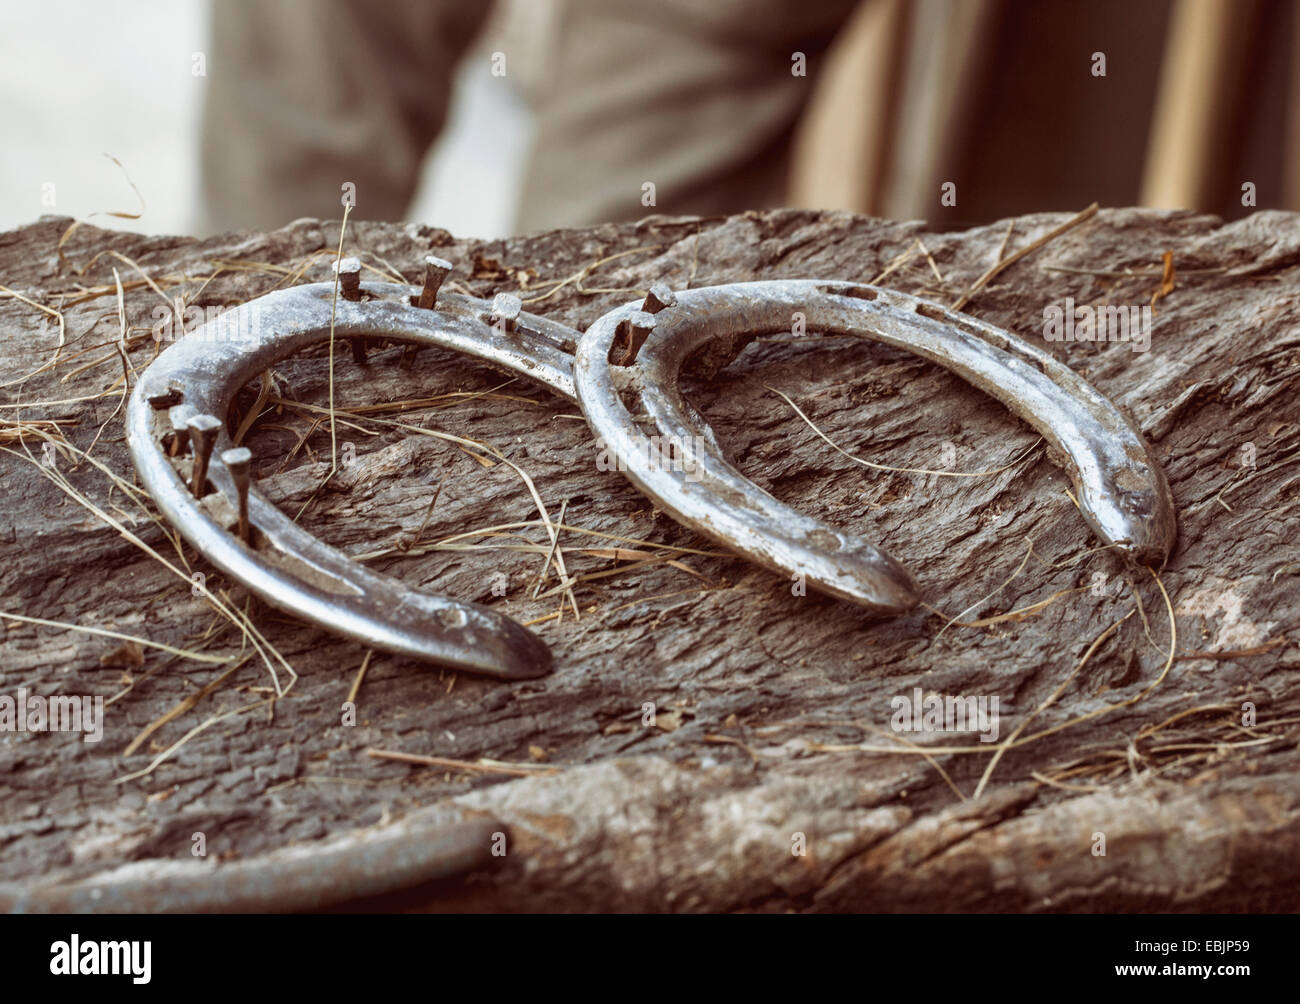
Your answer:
[1,0,1296,239]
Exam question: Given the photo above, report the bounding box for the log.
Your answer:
[0,207,1297,912]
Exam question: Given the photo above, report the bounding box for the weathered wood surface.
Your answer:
[0,208,1298,912]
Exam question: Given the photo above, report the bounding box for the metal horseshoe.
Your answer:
[574,279,1177,614]
[127,259,578,681]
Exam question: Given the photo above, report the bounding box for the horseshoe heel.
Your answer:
[127,279,578,680]
[573,279,1177,614]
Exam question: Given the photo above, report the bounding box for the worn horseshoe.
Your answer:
[127,266,578,681]
[574,279,1177,614]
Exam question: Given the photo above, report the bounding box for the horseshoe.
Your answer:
[127,261,577,681]
[573,279,1177,614]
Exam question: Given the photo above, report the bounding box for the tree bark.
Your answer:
[0,207,1297,911]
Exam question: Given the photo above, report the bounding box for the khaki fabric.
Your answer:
[513,0,859,231]
[199,0,857,233]
[199,0,489,232]
[199,0,1295,234]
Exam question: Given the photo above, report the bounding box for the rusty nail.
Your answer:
[168,403,196,457]
[418,256,453,310]
[333,257,365,360]
[489,293,522,334]
[642,283,677,315]
[221,447,253,544]
[612,310,657,366]
[333,256,362,301]
[186,414,222,497]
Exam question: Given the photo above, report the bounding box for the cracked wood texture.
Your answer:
[0,208,1298,912]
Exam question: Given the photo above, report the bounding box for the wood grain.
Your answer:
[1,207,1297,911]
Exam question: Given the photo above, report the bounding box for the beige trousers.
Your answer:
[198,0,858,233]
[200,0,1293,233]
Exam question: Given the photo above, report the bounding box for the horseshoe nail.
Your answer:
[642,282,676,315]
[488,293,522,334]
[610,310,656,366]
[333,257,367,362]
[186,414,222,498]
[417,256,453,310]
[333,257,362,301]
[221,446,253,544]
[168,403,195,457]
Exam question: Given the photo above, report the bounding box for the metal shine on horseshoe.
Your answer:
[127,257,1177,681]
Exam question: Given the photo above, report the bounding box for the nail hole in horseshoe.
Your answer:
[807,529,841,552]
[817,283,877,301]
[314,291,377,305]
[913,302,1017,356]
[146,386,184,411]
